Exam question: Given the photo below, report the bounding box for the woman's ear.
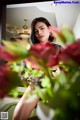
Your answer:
[48,26,52,36]
[49,32,52,37]
[48,26,56,38]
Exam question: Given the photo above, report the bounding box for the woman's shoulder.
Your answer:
[51,42,63,51]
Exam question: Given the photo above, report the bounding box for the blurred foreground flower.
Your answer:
[0,40,29,62]
[0,65,21,98]
[59,39,80,67]
[49,25,75,44]
[25,42,59,69]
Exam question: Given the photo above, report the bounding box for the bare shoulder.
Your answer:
[51,42,63,52]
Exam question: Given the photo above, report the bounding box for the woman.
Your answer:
[30,17,62,53]
[30,17,62,72]
[30,17,54,44]
[13,17,62,120]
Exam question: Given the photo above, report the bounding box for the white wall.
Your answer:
[51,4,80,29]
[73,13,80,39]
[7,1,80,29]
[6,1,80,42]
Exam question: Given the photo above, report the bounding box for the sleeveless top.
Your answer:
[51,42,63,55]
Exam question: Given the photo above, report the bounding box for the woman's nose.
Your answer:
[38,30,41,34]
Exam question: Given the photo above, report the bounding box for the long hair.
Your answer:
[30,17,54,44]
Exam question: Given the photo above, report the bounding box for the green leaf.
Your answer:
[41,76,50,88]
[58,73,67,86]
[61,27,75,44]
[2,40,29,59]
[8,88,19,98]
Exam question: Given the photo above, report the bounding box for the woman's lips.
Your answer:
[39,36,44,39]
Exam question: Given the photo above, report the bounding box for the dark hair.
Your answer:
[30,17,54,44]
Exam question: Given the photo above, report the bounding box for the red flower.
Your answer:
[0,65,21,98]
[59,39,80,65]
[0,45,18,61]
[25,42,59,69]
[0,41,29,62]
[24,58,41,70]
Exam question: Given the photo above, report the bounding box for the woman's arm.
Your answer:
[13,86,39,120]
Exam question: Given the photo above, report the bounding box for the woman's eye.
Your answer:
[35,30,38,33]
[41,27,44,30]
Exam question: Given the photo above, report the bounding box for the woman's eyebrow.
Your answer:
[35,25,44,30]
[39,25,44,28]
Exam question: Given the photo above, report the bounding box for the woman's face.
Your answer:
[34,22,50,44]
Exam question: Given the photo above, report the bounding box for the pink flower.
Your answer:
[59,39,80,65]
[49,26,75,44]
[24,58,41,70]
[49,26,64,39]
